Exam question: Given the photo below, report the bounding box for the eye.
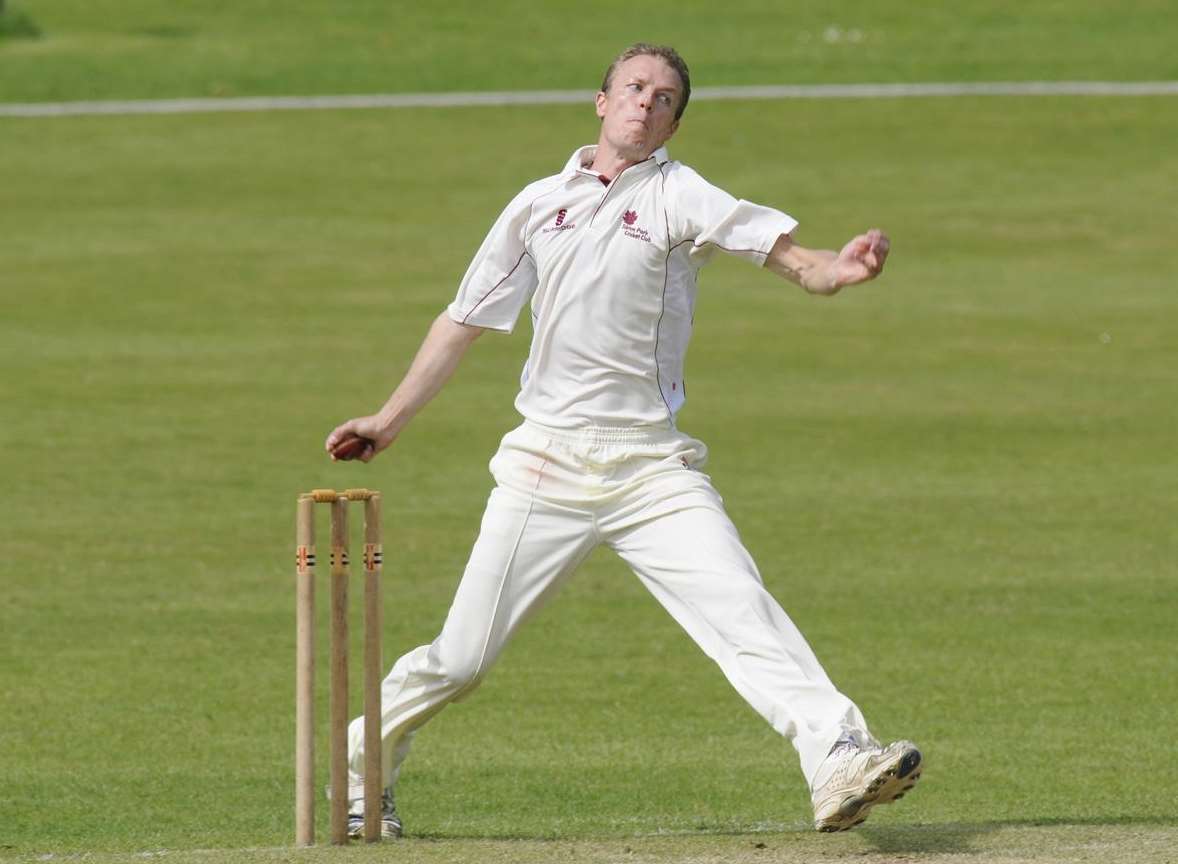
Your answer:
[626,82,642,92]
[657,93,672,105]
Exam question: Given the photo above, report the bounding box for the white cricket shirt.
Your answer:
[447,145,798,429]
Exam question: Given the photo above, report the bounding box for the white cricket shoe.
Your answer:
[347,789,403,840]
[810,739,922,832]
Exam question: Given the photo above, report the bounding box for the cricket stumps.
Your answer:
[295,488,383,845]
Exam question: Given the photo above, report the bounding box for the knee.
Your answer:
[717,579,782,626]
[428,638,486,693]
[712,571,767,605]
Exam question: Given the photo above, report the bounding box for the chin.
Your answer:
[623,135,652,154]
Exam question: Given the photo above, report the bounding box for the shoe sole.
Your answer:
[816,744,922,833]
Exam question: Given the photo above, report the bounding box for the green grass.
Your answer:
[1,94,1175,859]
[0,2,41,41]
[2,0,1178,102]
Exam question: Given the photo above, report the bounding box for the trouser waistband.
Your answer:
[521,420,678,445]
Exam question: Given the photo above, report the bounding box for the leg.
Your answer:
[345,481,597,803]
[601,468,870,787]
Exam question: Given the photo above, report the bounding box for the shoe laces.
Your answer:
[815,740,886,792]
[825,746,862,783]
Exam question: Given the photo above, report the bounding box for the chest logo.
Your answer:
[542,206,576,233]
[620,209,651,243]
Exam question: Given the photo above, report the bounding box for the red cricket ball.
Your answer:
[331,436,373,461]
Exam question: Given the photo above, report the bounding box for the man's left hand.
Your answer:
[830,229,890,289]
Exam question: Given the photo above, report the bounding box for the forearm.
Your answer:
[376,313,484,439]
[763,235,841,295]
[764,229,890,296]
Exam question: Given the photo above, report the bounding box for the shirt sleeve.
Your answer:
[665,164,798,268]
[446,184,542,334]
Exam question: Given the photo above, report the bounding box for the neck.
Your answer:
[589,138,652,181]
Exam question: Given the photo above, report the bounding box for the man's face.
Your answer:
[595,54,682,161]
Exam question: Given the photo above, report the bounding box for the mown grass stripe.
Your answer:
[2,80,1177,117]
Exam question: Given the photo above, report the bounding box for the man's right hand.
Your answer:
[325,417,392,463]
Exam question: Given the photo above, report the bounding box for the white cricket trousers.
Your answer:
[346,421,870,802]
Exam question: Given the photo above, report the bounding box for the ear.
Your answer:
[595,90,607,120]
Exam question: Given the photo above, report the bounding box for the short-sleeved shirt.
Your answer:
[447,145,798,429]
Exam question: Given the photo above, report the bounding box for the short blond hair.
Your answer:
[600,43,691,120]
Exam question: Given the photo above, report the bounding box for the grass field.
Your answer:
[2,5,1177,863]
[3,1,1178,101]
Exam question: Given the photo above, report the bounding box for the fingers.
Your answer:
[329,435,374,462]
[325,417,382,462]
[841,229,890,280]
[324,422,355,453]
[865,229,890,272]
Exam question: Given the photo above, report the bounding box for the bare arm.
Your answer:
[764,229,890,296]
[324,312,485,462]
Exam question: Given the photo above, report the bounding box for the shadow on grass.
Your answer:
[0,2,41,40]
[858,817,1177,856]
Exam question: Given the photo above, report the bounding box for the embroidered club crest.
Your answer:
[623,210,638,225]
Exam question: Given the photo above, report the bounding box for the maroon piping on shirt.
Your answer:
[460,249,529,325]
[691,240,781,256]
[587,156,651,227]
[458,183,567,326]
[653,165,676,424]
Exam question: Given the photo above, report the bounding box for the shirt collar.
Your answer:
[563,145,670,181]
